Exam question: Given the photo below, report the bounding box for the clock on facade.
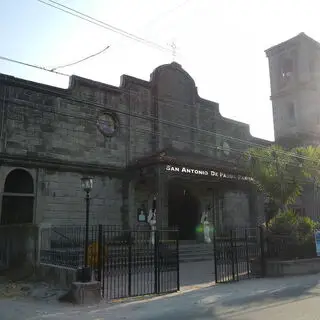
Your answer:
[96,113,117,137]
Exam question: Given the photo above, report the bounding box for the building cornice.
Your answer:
[0,153,124,177]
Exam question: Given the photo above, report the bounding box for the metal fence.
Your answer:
[39,225,180,300]
[0,231,9,271]
[265,232,317,260]
[213,227,265,283]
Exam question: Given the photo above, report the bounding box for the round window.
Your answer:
[97,113,117,136]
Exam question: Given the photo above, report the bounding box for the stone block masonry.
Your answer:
[36,169,123,225]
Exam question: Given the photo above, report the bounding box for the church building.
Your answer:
[0,61,272,239]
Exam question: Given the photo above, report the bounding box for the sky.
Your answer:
[1,0,320,141]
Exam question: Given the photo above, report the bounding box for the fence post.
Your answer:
[230,230,236,281]
[97,225,102,283]
[259,225,266,277]
[234,229,239,281]
[176,229,180,291]
[154,231,159,294]
[245,229,250,279]
[128,230,132,297]
[213,232,218,283]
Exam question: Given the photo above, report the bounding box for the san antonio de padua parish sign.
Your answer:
[165,165,253,182]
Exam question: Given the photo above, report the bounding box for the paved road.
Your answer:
[1,273,320,319]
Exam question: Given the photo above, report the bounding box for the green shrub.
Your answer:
[268,209,317,240]
[267,209,318,259]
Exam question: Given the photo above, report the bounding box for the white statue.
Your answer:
[147,197,157,245]
[138,204,147,222]
[201,206,212,244]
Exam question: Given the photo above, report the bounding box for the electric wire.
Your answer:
[4,74,316,163]
[36,0,172,53]
[1,54,320,162]
[49,45,110,71]
[0,55,69,76]
[5,96,320,176]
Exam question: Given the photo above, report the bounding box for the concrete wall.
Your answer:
[0,224,38,271]
[266,258,320,277]
[36,265,77,289]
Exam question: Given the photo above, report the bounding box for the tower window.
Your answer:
[287,102,295,120]
[280,57,293,81]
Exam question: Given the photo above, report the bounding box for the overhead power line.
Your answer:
[0,55,69,76]
[2,53,320,163]
[50,45,110,71]
[37,0,172,53]
[5,96,320,177]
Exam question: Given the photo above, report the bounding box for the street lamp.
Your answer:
[81,176,93,280]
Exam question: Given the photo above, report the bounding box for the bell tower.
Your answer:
[266,33,320,147]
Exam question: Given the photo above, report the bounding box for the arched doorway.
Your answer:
[168,181,200,240]
[1,169,34,225]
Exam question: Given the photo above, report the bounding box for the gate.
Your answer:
[213,226,265,283]
[97,227,180,300]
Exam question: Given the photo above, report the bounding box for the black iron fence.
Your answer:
[265,232,317,260]
[99,228,179,299]
[0,230,9,271]
[39,225,179,300]
[213,226,265,283]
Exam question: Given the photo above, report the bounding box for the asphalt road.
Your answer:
[2,273,320,319]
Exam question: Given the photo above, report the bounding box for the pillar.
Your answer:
[127,179,136,229]
[155,165,168,230]
[249,186,264,226]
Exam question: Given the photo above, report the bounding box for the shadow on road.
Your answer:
[180,260,215,288]
[221,276,320,309]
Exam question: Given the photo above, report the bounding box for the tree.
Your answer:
[244,145,320,219]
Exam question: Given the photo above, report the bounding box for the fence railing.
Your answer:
[265,232,317,260]
[39,225,125,268]
[39,225,180,299]
[213,226,265,283]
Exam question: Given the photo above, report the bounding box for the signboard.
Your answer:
[165,165,253,182]
[315,231,320,257]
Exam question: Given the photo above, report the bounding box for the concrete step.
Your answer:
[178,244,214,262]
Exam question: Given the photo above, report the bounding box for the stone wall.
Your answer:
[2,80,128,167]
[223,191,250,228]
[0,224,38,271]
[36,170,123,225]
[0,165,123,225]
[0,64,270,228]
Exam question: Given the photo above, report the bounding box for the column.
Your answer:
[155,165,168,230]
[249,186,264,226]
[127,179,136,229]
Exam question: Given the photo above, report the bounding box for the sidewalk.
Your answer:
[1,272,319,320]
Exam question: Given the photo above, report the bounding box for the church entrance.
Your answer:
[168,181,200,240]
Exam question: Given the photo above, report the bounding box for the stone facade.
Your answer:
[266,33,320,219]
[0,62,269,235]
[266,32,320,146]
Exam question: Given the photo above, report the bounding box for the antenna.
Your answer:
[168,41,177,61]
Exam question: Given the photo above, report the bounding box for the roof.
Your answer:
[265,32,320,57]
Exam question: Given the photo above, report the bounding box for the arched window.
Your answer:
[1,169,34,225]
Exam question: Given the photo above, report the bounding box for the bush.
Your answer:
[268,209,317,241]
[267,209,318,259]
